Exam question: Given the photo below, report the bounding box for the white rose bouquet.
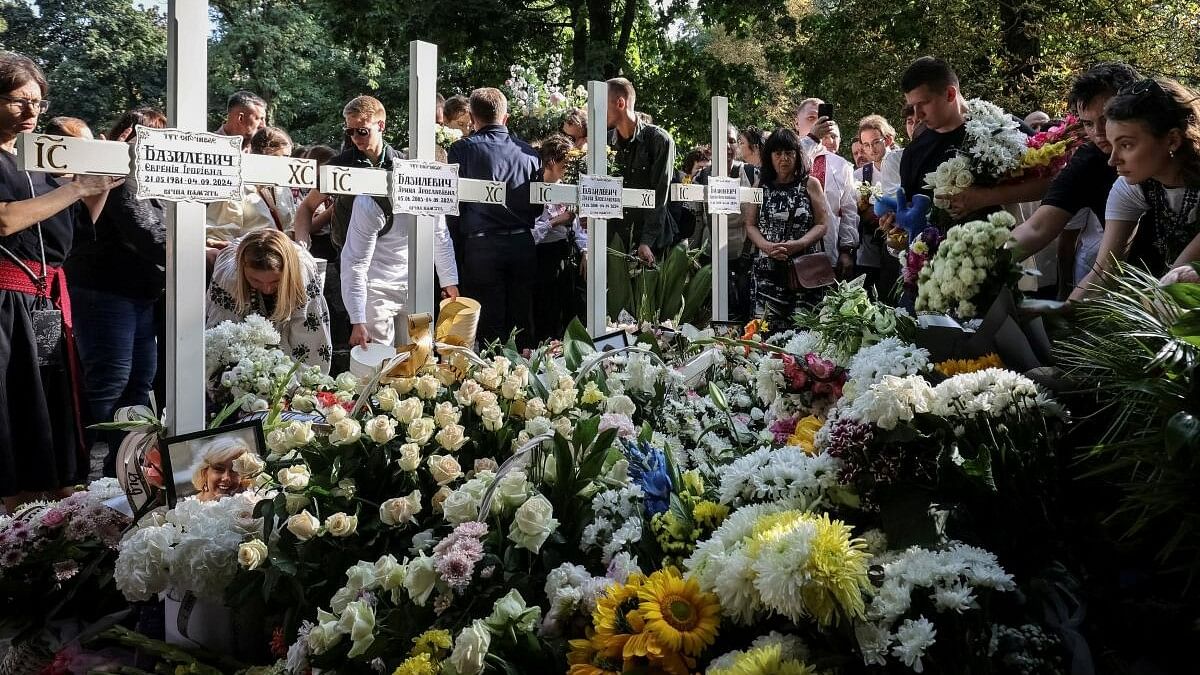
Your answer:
[915,211,1018,319]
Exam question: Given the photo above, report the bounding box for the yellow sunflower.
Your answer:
[568,632,622,675]
[637,567,721,657]
[593,574,645,655]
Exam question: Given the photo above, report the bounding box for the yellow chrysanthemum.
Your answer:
[935,353,1003,377]
[391,653,437,675]
[707,644,818,675]
[637,567,721,657]
[693,500,729,530]
[803,513,871,624]
[786,415,824,455]
[409,628,452,659]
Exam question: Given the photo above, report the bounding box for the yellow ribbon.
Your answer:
[382,297,483,381]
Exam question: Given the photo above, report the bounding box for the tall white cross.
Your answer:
[529,80,658,336]
[669,96,763,322]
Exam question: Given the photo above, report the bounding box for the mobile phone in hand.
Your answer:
[817,103,834,120]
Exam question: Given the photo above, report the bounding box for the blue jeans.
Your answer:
[70,286,159,476]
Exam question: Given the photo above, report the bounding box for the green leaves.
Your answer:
[562,318,595,372]
[1170,309,1200,348]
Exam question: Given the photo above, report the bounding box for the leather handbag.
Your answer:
[787,251,836,289]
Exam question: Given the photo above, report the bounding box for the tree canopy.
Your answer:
[1,0,1196,153]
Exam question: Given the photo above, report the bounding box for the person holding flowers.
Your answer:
[1072,76,1200,299]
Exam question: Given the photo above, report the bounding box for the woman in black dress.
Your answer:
[0,52,122,511]
[742,128,831,323]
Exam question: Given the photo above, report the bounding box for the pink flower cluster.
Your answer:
[432,521,489,591]
[778,353,847,406]
[0,490,129,575]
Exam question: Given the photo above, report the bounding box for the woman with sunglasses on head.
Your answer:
[0,52,122,511]
[1072,77,1200,299]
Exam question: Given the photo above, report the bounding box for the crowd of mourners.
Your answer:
[2,47,1199,512]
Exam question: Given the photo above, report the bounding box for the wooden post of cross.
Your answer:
[529,80,657,337]
[669,96,763,322]
[163,0,207,434]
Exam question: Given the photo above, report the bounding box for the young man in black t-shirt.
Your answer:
[1010,63,1142,271]
[897,57,969,208]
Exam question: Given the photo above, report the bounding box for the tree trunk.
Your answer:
[586,0,614,80]
[998,2,1043,108]
[569,0,589,84]
[615,0,639,76]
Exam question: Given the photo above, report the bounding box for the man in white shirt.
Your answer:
[794,97,860,277]
[854,115,902,297]
[342,196,459,347]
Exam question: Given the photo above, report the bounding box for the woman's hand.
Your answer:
[768,243,791,260]
[73,174,124,197]
[349,324,370,348]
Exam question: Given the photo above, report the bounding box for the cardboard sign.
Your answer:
[391,159,461,216]
[132,126,242,203]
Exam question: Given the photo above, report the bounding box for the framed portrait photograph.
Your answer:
[160,420,266,508]
[592,329,632,353]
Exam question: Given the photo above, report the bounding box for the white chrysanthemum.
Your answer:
[847,375,935,430]
[717,446,840,507]
[892,616,937,672]
[843,338,931,402]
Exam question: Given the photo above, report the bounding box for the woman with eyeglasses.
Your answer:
[742,128,831,323]
[0,52,122,511]
[1071,77,1200,299]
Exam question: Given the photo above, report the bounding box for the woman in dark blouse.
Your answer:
[65,107,167,477]
[0,51,121,510]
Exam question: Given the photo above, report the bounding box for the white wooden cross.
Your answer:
[17,22,501,435]
[529,80,657,336]
[669,96,763,322]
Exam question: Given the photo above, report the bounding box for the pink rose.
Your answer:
[41,508,66,529]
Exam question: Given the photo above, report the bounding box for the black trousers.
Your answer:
[462,231,537,350]
[532,239,577,343]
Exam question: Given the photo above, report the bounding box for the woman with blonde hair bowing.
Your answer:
[190,436,252,502]
[1072,77,1200,299]
[207,229,331,371]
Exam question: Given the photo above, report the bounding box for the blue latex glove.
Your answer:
[874,187,933,240]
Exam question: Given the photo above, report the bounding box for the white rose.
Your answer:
[455,379,483,406]
[473,458,499,474]
[329,418,363,446]
[375,554,405,593]
[524,397,547,420]
[500,375,525,400]
[324,512,358,537]
[375,386,400,411]
[416,375,441,399]
[491,356,512,375]
[556,375,575,391]
[290,394,316,413]
[435,366,458,386]
[605,394,636,416]
[305,619,342,655]
[449,620,492,675]
[477,367,503,390]
[334,371,360,392]
[428,454,463,485]
[508,494,558,553]
[392,397,424,424]
[510,364,529,386]
[365,415,398,444]
[495,471,530,509]
[266,429,290,457]
[286,510,321,541]
[392,377,417,395]
[283,421,315,447]
[339,599,376,658]
[323,405,348,424]
[473,391,499,413]
[433,401,461,428]
[237,539,269,570]
[397,443,422,472]
[441,487,480,524]
[232,452,265,477]
[548,388,578,415]
[284,492,310,514]
[436,423,468,451]
[431,486,451,513]
[552,416,574,439]
[380,490,423,527]
[407,417,437,445]
[277,464,311,491]
[479,405,505,432]
[404,554,438,606]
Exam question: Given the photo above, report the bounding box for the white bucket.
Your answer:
[350,343,398,379]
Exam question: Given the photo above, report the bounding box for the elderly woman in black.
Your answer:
[742,128,831,323]
[0,52,121,511]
